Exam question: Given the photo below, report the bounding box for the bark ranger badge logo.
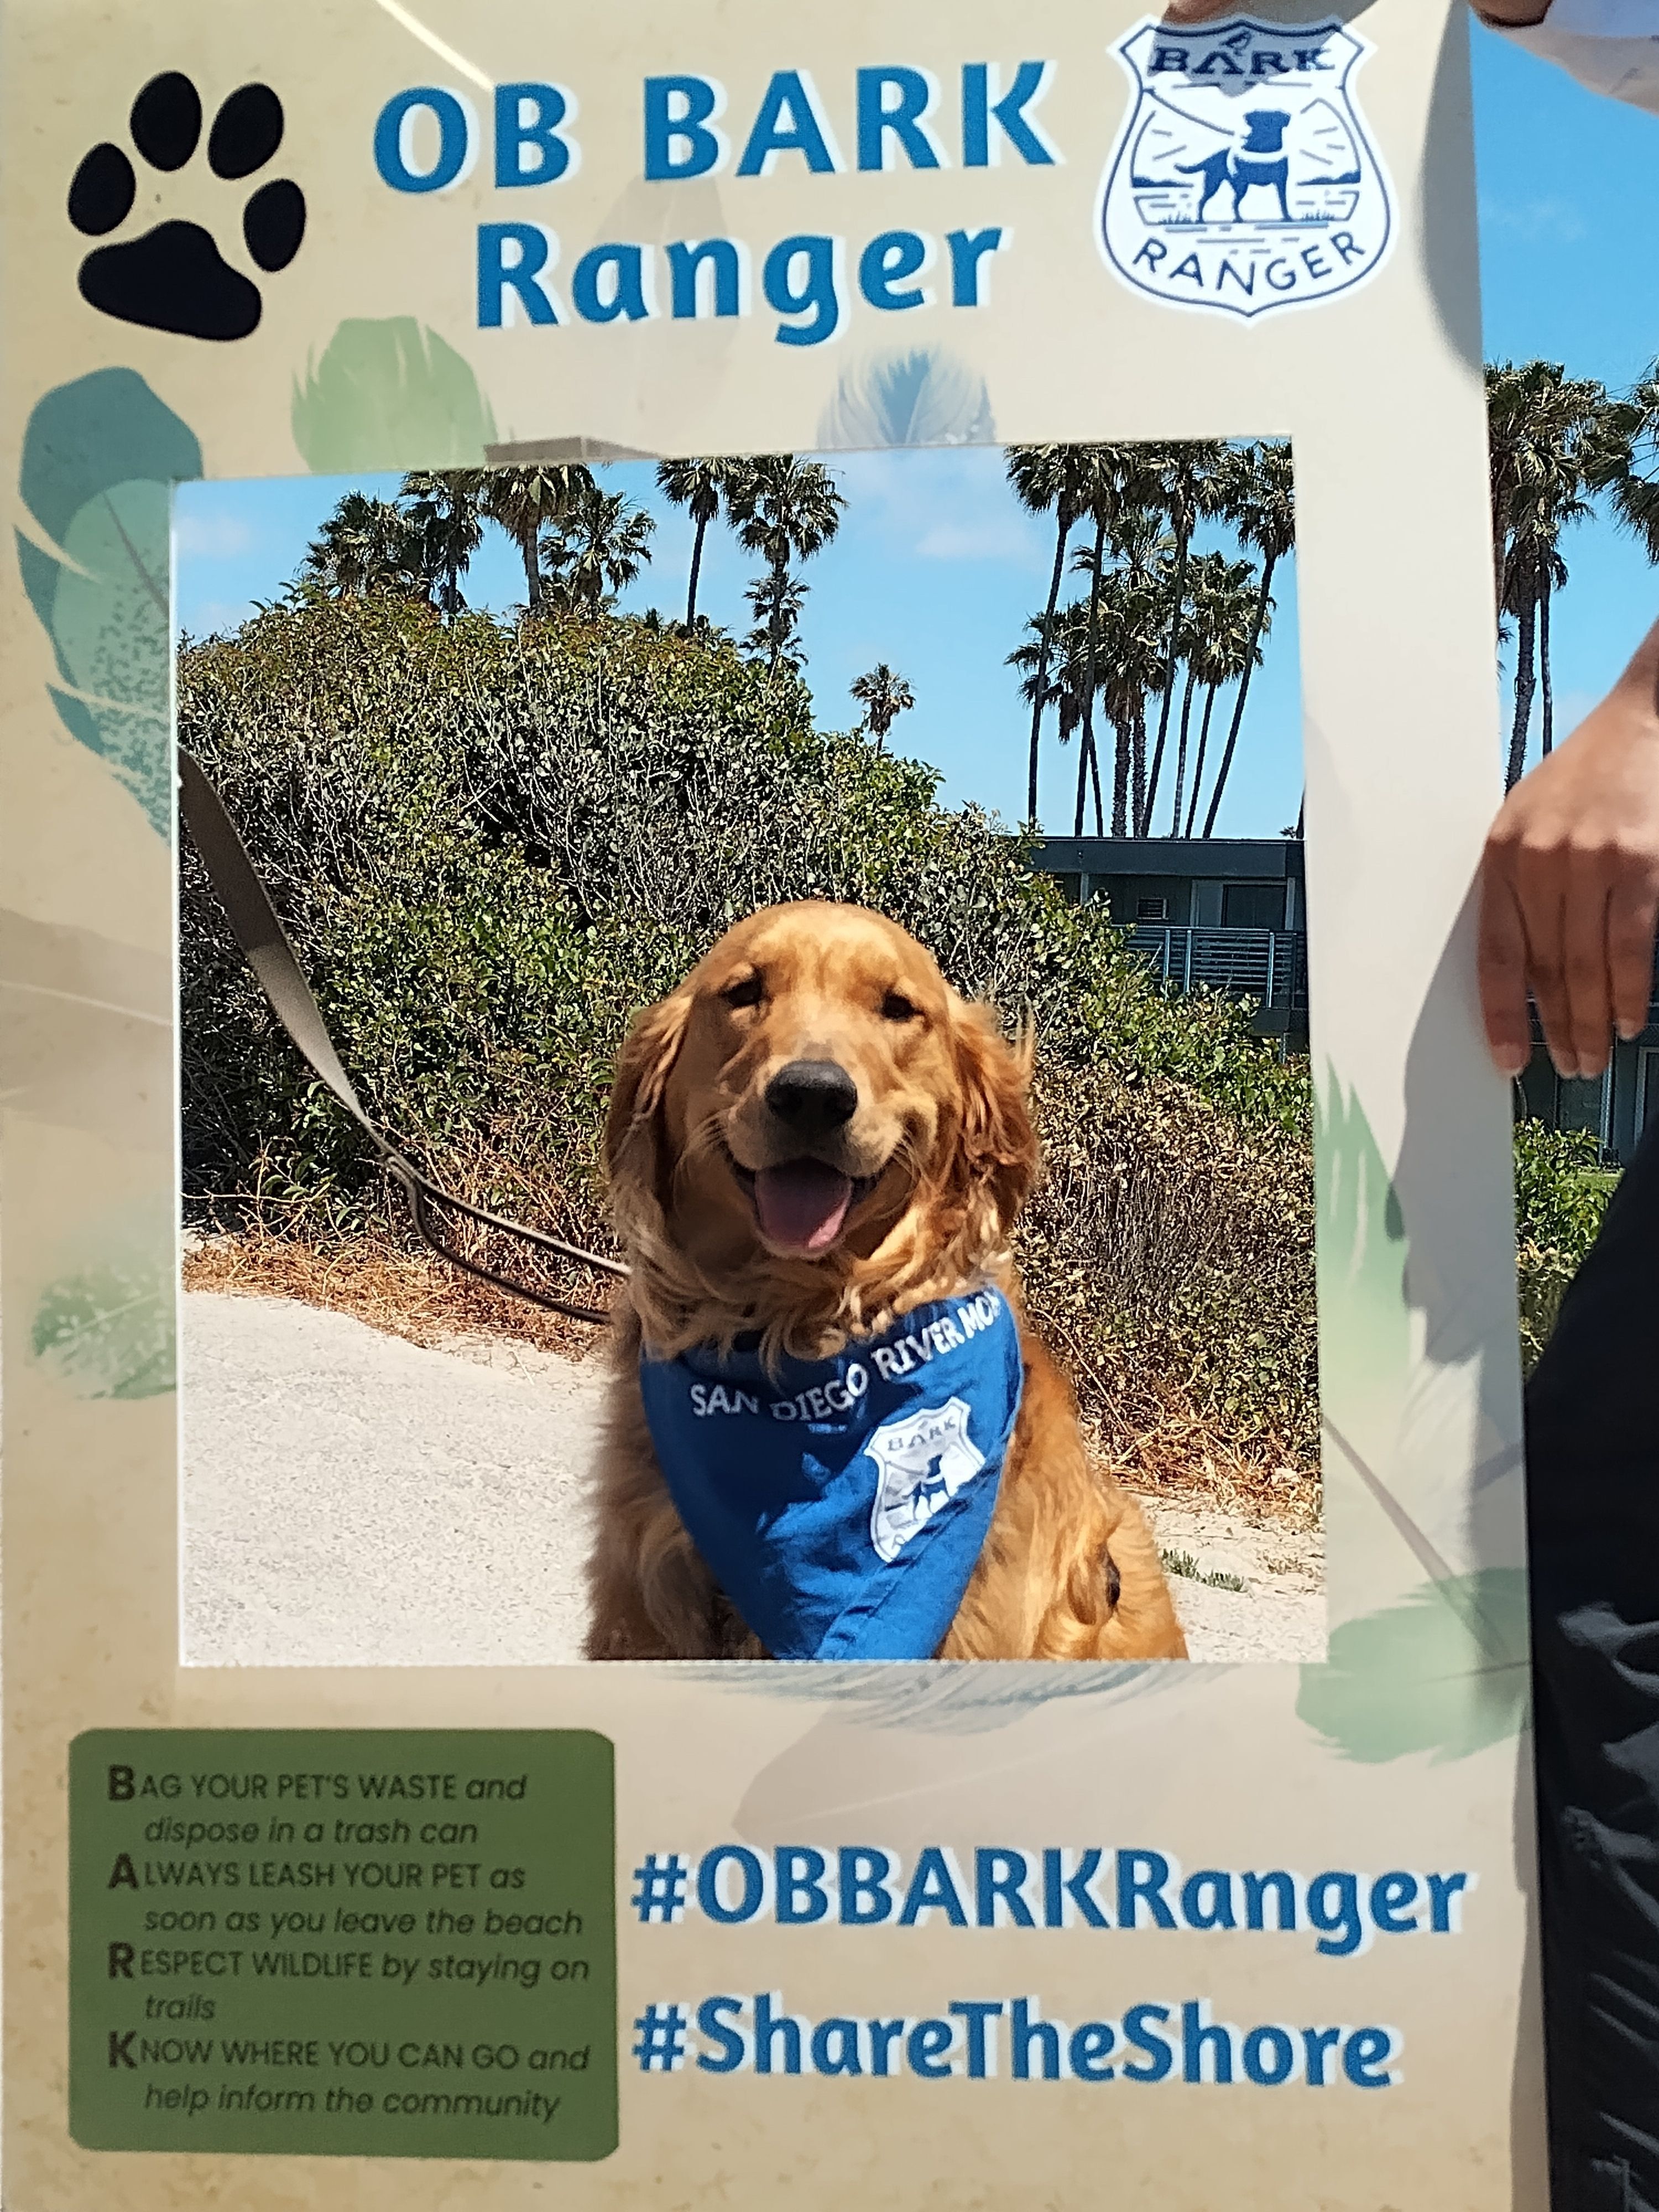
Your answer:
[1099,18,1394,321]
[865,1397,986,1564]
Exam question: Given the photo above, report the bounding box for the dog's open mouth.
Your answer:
[729,1156,879,1256]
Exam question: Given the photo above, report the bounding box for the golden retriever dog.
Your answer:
[583,900,1186,1663]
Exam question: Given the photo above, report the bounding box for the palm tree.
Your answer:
[541,483,655,613]
[1008,601,1092,753]
[1058,448,1166,838]
[482,464,593,612]
[727,455,844,676]
[1005,444,1094,826]
[1072,499,1113,838]
[1095,562,1170,839]
[850,663,916,749]
[742,569,808,673]
[1488,361,1606,596]
[1181,559,1265,837]
[1503,515,1575,784]
[1014,589,1171,839]
[1599,360,1659,559]
[1069,497,1168,835]
[298,491,424,599]
[655,457,746,628]
[1201,441,1295,838]
[400,469,486,619]
[1146,551,1240,837]
[1144,441,1227,836]
[1010,601,1107,832]
[1488,361,1612,785]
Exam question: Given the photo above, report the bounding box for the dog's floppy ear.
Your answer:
[604,989,693,1201]
[948,996,1037,1233]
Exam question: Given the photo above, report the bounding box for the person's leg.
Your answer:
[1527,1114,1659,2211]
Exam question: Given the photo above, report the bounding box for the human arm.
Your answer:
[1160,0,1551,19]
[1479,619,1659,1079]
[1161,1,1659,111]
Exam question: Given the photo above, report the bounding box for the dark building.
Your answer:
[1032,834,1659,1161]
[1034,836,1309,1050]
[1514,1041,1659,1163]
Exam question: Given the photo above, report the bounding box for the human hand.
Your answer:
[1158,0,1552,20]
[1479,623,1659,1081]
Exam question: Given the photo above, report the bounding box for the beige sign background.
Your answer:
[0,1,1541,2203]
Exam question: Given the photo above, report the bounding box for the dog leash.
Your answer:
[176,748,624,1326]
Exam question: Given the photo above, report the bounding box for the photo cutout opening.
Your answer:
[175,438,1319,1670]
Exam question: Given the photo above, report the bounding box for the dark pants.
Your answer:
[1528,1113,1659,2212]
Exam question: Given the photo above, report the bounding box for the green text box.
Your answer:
[70,1730,616,2161]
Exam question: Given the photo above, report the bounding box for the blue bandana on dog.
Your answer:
[639,1286,1024,1661]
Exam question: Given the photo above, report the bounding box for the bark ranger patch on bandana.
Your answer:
[638,1288,1024,1661]
[1098,17,1394,321]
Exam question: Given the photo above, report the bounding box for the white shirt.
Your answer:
[1500,0,1659,112]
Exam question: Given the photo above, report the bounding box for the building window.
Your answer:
[1640,1048,1659,1135]
[1136,896,1170,922]
[1220,880,1286,930]
[1556,1069,1611,1151]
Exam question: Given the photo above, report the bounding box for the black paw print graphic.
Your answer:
[69,72,305,342]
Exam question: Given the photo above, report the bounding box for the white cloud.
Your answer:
[173,511,259,559]
[181,598,256,639]
[915,514,1042,562]
[827,446,1046,568]
[1477,194,1586,245]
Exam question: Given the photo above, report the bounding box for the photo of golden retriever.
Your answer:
[585,900,1187,1663]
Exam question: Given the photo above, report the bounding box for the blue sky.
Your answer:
[175,21,1659,835]
[1474,20,1659,748]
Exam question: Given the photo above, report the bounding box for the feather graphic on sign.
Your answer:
[818,346,995,451]
[1297,1570,1530,1764]
[292,316,498,473]
[30,1193,176,1402]
[15,368,200,838]
[1305,1073,1530,1760]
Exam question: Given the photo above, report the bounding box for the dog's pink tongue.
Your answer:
[754,1161,854,1255]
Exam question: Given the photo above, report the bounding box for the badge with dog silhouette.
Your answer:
[866,1397,987,1563]
[1100,17,1394,320]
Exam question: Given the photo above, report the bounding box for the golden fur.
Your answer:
[583,901,1186,1662]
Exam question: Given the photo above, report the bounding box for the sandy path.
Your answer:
[181,1290,1324,1669]
[182,1291,600,1666]
[1143,1498,1324,1662]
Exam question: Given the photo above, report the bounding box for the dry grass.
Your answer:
[1021,1062,1317,1503]
[182,1229,614,1368]
[1078,1400,1316,1522]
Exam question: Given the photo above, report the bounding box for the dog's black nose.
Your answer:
[765,1059,858,1134]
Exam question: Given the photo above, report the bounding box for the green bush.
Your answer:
[1021,1065,1316,1467]
[1512,1120,1614,1369]
[180,596,1316,1464]
[1512,1119,1612,1250]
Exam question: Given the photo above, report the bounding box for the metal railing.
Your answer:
[1123,925,1309,1010]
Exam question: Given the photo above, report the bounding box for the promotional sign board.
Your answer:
[0,1,1542,2204]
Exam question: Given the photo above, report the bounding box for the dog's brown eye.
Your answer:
[881,990,918,1022]
[722,973,764,1010]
